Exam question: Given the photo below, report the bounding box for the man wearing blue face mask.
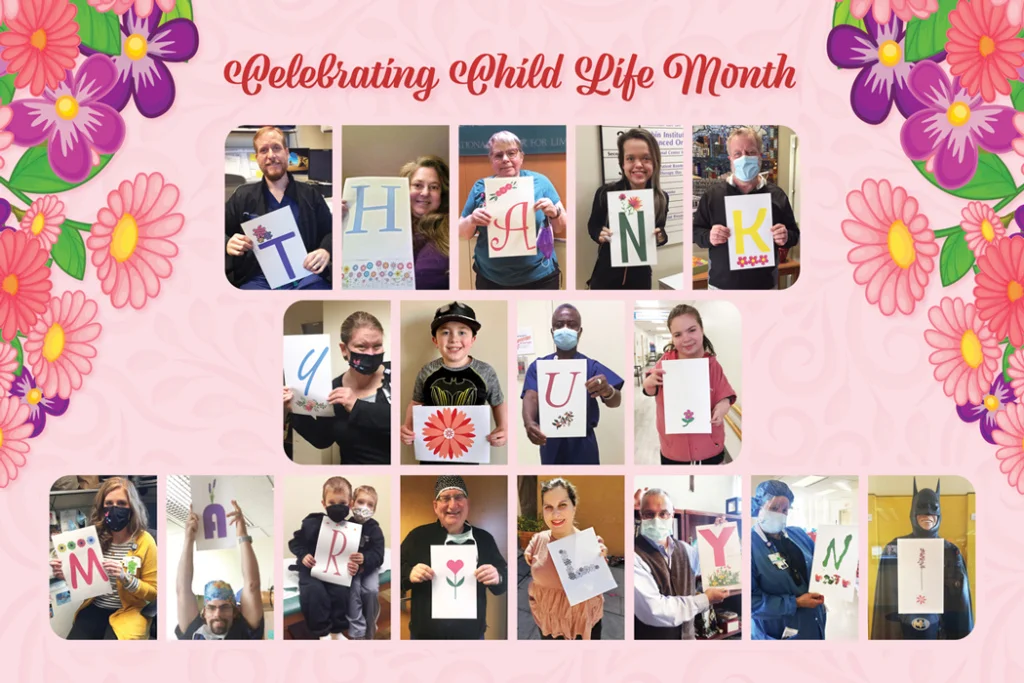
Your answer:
[693,127,800,290]
[521,304,624,465]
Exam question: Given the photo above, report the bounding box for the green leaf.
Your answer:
[159,0,194,24]
[446,577,455,587]
[70,1,122,56]
[1012,81,1024,112]
[832,0,866,31]
[912,151,1016,200]
[1004,343,1018,384]
[938,230,975,287]
[904,0,958,62]
[0,75,14,106]
[51,222,88,281]
[455,576,465,587]
[7,145,115,194]
[10,337,23,377]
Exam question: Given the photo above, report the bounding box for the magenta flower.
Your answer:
[8,367,69,438]
[7,53,126,184]
[83,8,198,119]
[900,60,1016,189]
[957,374,1014,444]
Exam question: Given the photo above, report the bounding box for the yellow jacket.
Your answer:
[76,530,158,640]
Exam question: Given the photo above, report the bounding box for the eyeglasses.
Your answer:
[490,149,521,161]
[204,603,234,614]
[437,493,467,505]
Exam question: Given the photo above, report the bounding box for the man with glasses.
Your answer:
[634,488,727,639]
[175,501,265,640]
[225,126,332,290]
[400,476,508,639]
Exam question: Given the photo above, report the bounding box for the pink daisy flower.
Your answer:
[86,172,183,309]
[0,105,13,172]
[841,0,938,23]
[0,395,32,488]
[0,0,81,97]
[975,235,1024,347]
[0,1,21,25]
[19,195,65,251]
[1009,348,1024,399]
[89,0,175,18]
[0,342,17,393]
[946,0,1024,103]
[23,290,100,400]
[842,178,938,315]
[924,296,1001,406]
[960,201,1006,259]
[994,402,1024,493]
[992,0,1024,25]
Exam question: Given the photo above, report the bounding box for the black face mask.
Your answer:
[347,351,384,376]
[104,506,131,532]
[326,504,350,523]
[910,477,941,538]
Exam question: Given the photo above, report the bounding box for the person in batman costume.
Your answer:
[870,477,974,640]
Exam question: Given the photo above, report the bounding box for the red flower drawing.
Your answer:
[917,594,927,605]
[421,407,476,459]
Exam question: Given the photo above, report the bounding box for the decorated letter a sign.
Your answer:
[485,176,536,258]
[191,476,235,551]
[241,207,313,289]
[897,538,944,614]
[725,193,775,271]
[608,189,657,267]
[431,544,477,619]
[809,525,858,603]
[536,359,587,438]
[548,527,617,607]
[52,526,110,602]
[341,176,416,290]
[695,522,741,590]
[661,358,712,434]
[413,405,492,463]
[312,518,363,587]
[283,334,333,417]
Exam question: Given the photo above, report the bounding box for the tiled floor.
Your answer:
[516,550,625,640]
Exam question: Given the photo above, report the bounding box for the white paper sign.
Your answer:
[241,206,313,288]
[413,405,492,463]
[897,538,944,614]
[809,525,858,604]
[312,518,362,587]
[536,359,588,438]
[695,522,742,590]
[662,358,712,434]
[341,176,416,289]
[191,476,235,551]
[608,189,657,267]
[548,527,617,607]
[485,176,536,258]
[725,193,775,271]
[283,334,333,417]
[52,526,111,602]
[517,328,535,355]
[431,544,477,619]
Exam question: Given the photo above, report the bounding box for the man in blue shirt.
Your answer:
[521,304,624,464]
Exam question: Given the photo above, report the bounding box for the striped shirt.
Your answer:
[92,542,141,610]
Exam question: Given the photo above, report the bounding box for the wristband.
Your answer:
[238,535,253,545]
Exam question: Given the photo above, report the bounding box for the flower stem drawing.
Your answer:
[446,559,465,599]
[208,479,215,505]
[682,409,694,428]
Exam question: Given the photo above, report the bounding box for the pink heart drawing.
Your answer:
[447,559,464,574]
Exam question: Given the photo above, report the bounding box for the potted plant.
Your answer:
[517,515,544,550]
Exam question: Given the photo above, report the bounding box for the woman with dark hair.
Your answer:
[50,477,157,639]
[523,478,608,639]
[587,128,670,290]
[400,155,450,290]
[284,311,392,464]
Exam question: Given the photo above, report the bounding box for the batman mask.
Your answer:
[909,477,941,538]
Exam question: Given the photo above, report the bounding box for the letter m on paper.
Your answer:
[697,525,735,566]
[68,548,109,590]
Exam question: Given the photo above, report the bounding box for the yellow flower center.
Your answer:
[26,388,43,406]
[124,33,147,61]
[979,35,996,57]
[1009,280,1024,302]
[960,330,983,369]
[30,29,46,50]
[31,213,46,236]
[43,323,65,363]
[887,219,916,269]
[878,40,902,68]
[1,274,17,295]
[984,394,1000,411]
[947,101,971,127]
[111,214,140,263]
[55,95,79,121]
[0,427,4,448]
[981,219,996,242]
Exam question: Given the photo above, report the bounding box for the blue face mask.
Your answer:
[552,328,579,351]
[733,155,760,182]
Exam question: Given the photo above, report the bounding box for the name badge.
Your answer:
[122,555,142,577]
[768,552,789,570]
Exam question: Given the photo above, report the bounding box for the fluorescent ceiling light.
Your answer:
[835,480,852,492]
[791,475,826,488]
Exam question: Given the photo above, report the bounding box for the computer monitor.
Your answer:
[307,149,333,183]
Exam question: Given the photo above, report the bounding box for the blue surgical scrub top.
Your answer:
[750,526,826,640]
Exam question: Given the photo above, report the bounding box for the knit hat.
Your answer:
[434,475,468,500]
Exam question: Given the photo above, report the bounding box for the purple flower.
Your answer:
[826,13,932,125]
[1016,205,1024,233]
[7,54,126,184]
[900,60,1016,190]
[9,367,69,438]
[957,374,1014,445]
[0,198,12,233]
[83,8,199,119]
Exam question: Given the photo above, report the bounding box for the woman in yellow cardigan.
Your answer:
[50,477,158,639]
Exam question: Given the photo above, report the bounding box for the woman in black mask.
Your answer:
[50,477,157,639]
[285,311,392,464]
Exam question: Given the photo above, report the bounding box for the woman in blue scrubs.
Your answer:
[750,480,826,640]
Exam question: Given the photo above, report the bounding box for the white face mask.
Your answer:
[351,506,374,522]
[640,517,674,544]
[758,509,788,534]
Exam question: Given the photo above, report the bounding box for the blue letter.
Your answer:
[347,184,402,234]
[298,347,328,396]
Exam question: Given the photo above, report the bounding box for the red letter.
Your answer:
[698,525,735,566]
[544,371,581,408]
[490,202,534,252]
[68,548,109,590]
[323,528,348,576]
